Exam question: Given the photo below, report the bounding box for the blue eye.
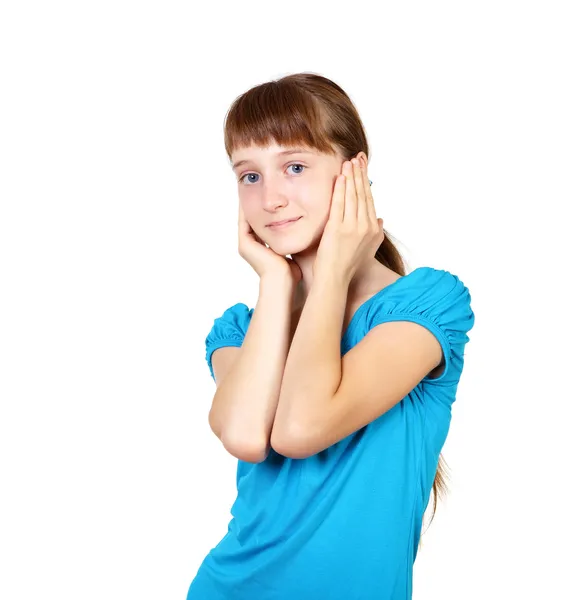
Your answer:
[239,163,306,185]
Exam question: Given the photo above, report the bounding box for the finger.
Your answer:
[361,159,378,225]
[330,172,346,223]
[352,158,369,224]
[343,161,358,223]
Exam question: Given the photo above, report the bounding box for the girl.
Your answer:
[187,72,475,599]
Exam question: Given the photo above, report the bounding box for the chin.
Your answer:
[267,238,305,255]
[264,223,323,255]
[270,240,317,258]
[268,242,299,255]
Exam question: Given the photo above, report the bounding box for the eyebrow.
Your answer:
[232,148,316,170]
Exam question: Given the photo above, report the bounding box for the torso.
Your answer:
[289,266,403,344]
[288,265,444,378]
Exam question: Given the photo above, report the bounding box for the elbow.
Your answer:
[221,431,271,464]
[271,437,312,460]
[271,423,315,460]
[208,410,270,463]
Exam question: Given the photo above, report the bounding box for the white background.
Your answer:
[1,1,575,598]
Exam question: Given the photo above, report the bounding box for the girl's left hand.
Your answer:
[313,155,384,283]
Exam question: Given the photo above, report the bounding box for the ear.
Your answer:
[356,152,368,167]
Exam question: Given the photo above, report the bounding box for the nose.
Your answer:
[262,179,289,211]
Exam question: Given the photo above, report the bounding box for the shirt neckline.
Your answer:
[340,266,428,344]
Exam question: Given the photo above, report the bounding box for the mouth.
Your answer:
[267,217,302,230]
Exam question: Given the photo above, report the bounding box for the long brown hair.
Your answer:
[223,72,448,548]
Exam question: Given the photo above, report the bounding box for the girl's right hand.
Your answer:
[238,201,302,286]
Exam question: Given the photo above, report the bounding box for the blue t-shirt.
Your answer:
[187,266,475,600]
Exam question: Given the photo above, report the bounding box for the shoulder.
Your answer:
[360,266,475,382]
[398,265,465,290]
[211,302,253,323]
[204,302,253,381]
[366,266,473,315]
[205,302,253,344]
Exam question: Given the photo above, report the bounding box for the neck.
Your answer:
[291,256,386,312]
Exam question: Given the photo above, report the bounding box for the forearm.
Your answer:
[211,274,294,456]
[273,273,349,442]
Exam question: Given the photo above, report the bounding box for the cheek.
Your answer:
[306,188,333,219]
[239,201,258,229]
[301,181,332,208]
[239,197,256,217]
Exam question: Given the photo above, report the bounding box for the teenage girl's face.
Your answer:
[231,142,348,255]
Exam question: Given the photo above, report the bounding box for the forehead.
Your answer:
[231,143,324,170]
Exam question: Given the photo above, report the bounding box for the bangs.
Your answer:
[224,81,339,161]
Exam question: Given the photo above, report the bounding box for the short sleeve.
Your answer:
[365,267,475,384]
[205,303,253,382]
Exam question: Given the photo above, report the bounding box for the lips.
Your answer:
[267,217,301,228]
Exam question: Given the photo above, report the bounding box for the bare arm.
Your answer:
[208,273,294,463]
